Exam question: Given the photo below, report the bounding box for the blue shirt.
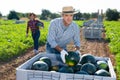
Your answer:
[47,18,80,49]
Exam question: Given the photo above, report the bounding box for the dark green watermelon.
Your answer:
[36,22,43,27]
[81,63,97,75]
[58,66,74,73]
[32,61,48,71]
[65,51,80,67]
[80,54,96,65]
[72,64,82,73]
[76,70,89,75]
[39,57,52,70]
[97,60,109,70]
[95,69,110,76]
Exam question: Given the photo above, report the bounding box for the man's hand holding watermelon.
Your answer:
[60,50,68,63]
[60,49,81,63]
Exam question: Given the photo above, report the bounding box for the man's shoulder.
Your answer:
[51,18,62,23]
[71,21,79,27]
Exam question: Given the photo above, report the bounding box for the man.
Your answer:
[46,6,81,63]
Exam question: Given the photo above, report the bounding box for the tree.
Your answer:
[118,11,120,19]
[16,12,26,18]
[91,12,98,18]
[50,13,60,19]
[119,12,120,18]
[106,8,119,21]
[82,13,90,20]
[24,13,30,18]
[73,11,82,20]
[7,11,19,20]
[0,12,2,18]
[40,9,51,20]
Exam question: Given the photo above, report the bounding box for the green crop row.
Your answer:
[104,21,120,79]
[0,19,49,61]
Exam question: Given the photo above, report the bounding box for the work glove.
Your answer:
[75,50,81,56]
[60,50,68,63]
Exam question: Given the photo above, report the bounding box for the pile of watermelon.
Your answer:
[31,52,111,77]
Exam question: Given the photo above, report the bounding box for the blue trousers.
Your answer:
[32,30,40,50]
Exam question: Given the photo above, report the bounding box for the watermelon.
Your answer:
[81,63,97,75]
[58,66,74,73]
[32,61,48,71]
[80,54,96,65]
[76,70,89,75]
[36,22,43,27]
[97,60,108,70]
[95,69,110,76]
[65,51,80,67]
[39,57,52,70]
[72,64,82,73]
[51,65,61,71]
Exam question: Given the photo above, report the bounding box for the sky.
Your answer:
[0,0,120,16]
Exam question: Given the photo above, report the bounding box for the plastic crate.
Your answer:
[16,52,116,80]
[83,27,102,39]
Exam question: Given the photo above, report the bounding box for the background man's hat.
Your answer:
[61,6,77,14]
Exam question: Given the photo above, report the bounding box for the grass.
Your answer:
[74,20,84,27]
[0,19,49,61]
[104,21,120,79]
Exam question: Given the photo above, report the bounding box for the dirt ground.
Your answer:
[0,28,115,80]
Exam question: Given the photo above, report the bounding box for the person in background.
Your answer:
[26,13,44,54]
[46,6,81,63]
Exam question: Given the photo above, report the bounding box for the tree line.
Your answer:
[0,8,120,21]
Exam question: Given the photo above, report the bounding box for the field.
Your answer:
[0,19,120,79]
[0,20,48,61]
[104,21,120,79]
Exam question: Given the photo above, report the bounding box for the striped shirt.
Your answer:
[47,18,80,49]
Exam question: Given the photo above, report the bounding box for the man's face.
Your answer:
[62,14,73,26]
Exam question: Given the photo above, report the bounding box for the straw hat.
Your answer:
[61,6,77,14]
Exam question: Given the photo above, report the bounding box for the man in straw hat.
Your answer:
[46,6,81,63]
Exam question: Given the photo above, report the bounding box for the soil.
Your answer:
[0,28,115,80]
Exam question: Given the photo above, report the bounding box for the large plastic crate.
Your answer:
[16,52,116,80]
[83,27,102,39]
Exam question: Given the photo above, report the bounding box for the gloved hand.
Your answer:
[60,50,68,63]
[75,50,81,56]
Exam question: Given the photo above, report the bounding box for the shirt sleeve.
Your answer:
[47,21,58,48]
[73,25,80,47]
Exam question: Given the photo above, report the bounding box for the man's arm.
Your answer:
[73,25,81,55]
[55,45,63,52]
[73,25,80,50]
[47,21,58,48]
